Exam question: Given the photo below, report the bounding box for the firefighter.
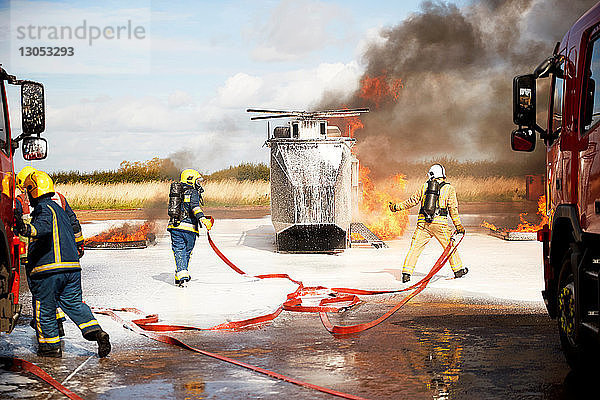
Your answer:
[14,171,111,358]
[15,167,85,337]
[167,169,213,287]
[389,164,468,283]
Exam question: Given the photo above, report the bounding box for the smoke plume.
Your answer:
[318,0,598,178]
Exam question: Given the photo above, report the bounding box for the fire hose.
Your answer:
[0,356,84,400]
[12,218,460,400]
[91,219,463,399]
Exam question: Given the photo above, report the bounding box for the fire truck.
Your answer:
[511,2,600,369]
[0,66,48,333]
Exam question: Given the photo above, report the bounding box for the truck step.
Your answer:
[584,269,599,280]
[582,321,599,334]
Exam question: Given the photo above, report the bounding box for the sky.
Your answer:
[0,2,580,392]
[0,0,479,173]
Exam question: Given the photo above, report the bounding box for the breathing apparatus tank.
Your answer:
[421,179,446,223]
[168,181,185,226]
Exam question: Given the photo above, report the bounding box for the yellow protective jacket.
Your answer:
[398,180,462,226]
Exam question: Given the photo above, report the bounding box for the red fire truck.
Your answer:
[511,2,600,369]
[0,66,48,333]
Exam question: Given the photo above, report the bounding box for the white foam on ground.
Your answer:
[8,216,544,354]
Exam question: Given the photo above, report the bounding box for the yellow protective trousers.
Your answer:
[402,221,462,275]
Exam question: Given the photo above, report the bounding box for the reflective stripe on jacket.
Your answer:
[16,192,83,244]
[23,196,81,277]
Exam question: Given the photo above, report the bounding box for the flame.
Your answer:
[86,220,155,243]
[350,232,365,242]
[328,112,364,138]
[481,195,548,233]
[358,166,409,240]
[513,195,548,232]
[480,221,500,231]
[359,74,403,108]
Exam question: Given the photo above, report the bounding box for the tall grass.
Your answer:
[56,180,270,210]
[56,176,527,210]
[404,176,526,202]
[51,159,269,184]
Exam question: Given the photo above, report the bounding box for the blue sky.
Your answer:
[0,0,467,173]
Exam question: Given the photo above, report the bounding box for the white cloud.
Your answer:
[168,90,194,108]
[15,60,362,172]
[215,73,264,108]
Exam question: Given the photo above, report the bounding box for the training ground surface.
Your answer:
[1,212,584,399]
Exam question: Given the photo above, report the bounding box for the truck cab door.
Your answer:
[0,81,14,240]
[547,49,567,218]
[579,33,600,233]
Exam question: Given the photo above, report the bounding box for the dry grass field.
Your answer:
[404,176,525,202]
[56,180,270,210]
[56,176,525,210]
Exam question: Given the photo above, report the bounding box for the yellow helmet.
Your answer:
[24,171,55,199]
[180,169,203,186]
[16,166,37,192]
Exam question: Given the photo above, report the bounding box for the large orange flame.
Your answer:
[481,195,548,233]
[358,166,409,240]
[359,74,403,108]
[86,220,155,243]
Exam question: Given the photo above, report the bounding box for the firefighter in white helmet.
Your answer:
[389,164,467,283]
[167,169,213,287]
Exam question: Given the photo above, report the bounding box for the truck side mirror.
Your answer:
[22,136,47,160]
[21,82,45,136]
[513,74,536,127]
[511,128,536,152]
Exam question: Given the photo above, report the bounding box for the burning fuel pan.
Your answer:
[350,223,388,249]
[84,233,157,250]
[488,229,537,241]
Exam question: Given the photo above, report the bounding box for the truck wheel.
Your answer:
[557,253,596,370]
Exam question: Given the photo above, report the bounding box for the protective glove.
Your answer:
[388,202,402,212]
[13,215,27,236]
[202,217,213,231]
[78,243,85,259]
[455,224,465,234]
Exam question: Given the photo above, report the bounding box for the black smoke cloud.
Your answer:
[318,0,598,178]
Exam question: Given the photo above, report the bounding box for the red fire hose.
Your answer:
[205,219,464,334]
[0,356,84,400]
[92,307,368,400]
[91,219,462,400]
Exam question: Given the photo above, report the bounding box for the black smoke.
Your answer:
[318,0,598,178]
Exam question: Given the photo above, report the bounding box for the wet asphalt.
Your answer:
[0,291,589,400]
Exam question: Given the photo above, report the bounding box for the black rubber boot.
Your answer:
[454,268,469,278]
[96,330,111,358]
[402,273,411,283]
[37,344,62,358]
[83,329,112,357]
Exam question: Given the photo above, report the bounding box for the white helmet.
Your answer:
[428,164,446,179]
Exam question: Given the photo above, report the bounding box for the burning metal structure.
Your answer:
[248,108,368,252]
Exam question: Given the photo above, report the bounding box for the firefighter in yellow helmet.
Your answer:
[389,164,467,283]
[167,169,213,287]
[14,167,85,337]
[15,171,110,358]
